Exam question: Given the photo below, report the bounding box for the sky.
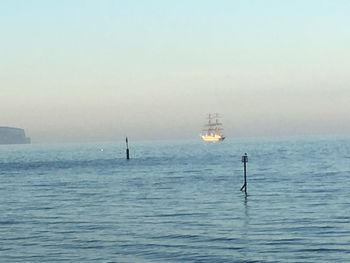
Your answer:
[1,0,350,142]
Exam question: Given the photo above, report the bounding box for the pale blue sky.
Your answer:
[1,0,349,142]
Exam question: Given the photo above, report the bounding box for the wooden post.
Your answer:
[240,153,248,194]
[126,137,130,160]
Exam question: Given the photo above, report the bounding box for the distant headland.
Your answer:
[0,127,31,145]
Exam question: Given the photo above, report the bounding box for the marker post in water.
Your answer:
[126,137,130,160]
[240,153,248,195]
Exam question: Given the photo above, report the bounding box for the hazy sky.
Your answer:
[1,0,349,142]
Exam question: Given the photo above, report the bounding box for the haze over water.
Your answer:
[1,1,350,262]
[1,0,350,142]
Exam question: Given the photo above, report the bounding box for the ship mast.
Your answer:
[204,113,223,135]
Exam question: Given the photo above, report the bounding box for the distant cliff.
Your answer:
[0,127,31,145]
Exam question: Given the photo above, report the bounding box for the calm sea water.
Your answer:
[1,136,350,262]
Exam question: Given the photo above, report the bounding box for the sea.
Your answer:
[0,136,349,263]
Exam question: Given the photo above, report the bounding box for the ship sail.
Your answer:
[201,113,225,142]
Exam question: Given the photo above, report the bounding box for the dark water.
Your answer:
[1,136,350,262]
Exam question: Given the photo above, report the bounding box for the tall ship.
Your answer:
[201,113,225,142]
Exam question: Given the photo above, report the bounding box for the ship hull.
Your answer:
[201,134,225,142]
